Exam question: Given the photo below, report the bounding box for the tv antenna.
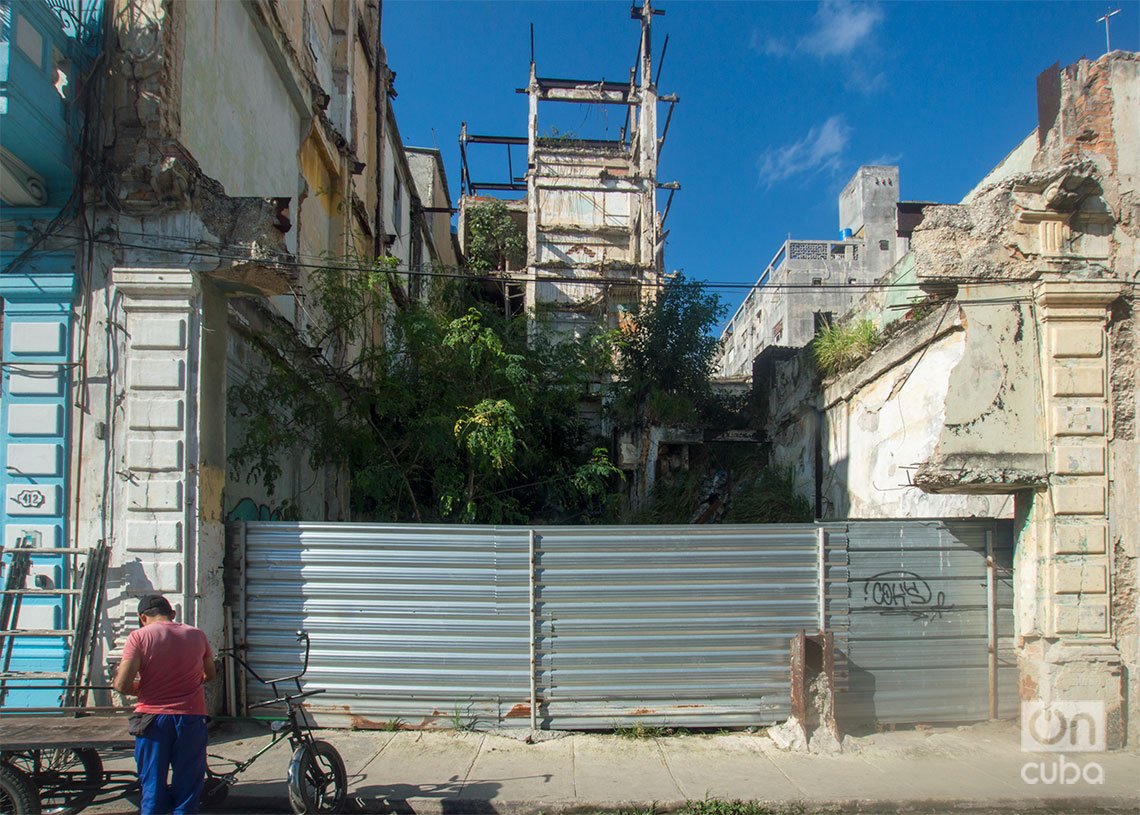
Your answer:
[1096,7,1121,53]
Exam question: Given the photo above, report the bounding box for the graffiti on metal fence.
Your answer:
[861,569,955,621]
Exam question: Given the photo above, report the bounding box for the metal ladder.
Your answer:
[0,538,109,709]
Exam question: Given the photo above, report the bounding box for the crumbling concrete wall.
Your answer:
[407,148,459,269]
[764,309,1013,520]
[762,51,1138,741]
[1108,290,1138,744]
[914,288,1046,492]
[179,0,303,198]
[912,53,1138,745]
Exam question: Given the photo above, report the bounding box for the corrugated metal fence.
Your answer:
[229,520,1013,730]
[840,521,1018,725]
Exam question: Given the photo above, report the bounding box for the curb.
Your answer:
[208,793,1140,815]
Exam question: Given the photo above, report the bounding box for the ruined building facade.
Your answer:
[1,0,452,696]
[458,1,674,340]
[762,52,1139,744]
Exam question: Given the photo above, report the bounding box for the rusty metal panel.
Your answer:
[840,520,1017,726]
[532,525,821,728]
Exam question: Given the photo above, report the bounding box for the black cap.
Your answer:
[137,594,174,617]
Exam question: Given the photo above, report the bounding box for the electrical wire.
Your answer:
[58,233,1136,298]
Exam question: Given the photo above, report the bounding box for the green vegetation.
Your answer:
[228,242,752,525]
[811,318,881,377]
[228,256,621,524]
[613,723,689,739]
[627,449,811,526]
[464,201,524,272]
[610,802,808,815]
[610,273,726,426]
[678,801,808,815]
[449,703,478,732]
[629,469,707,525]
[722,467,813,524]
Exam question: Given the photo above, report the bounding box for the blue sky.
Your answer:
[383,1,1138,327]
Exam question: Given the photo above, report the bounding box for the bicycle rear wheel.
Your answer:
[4,749,101,815]
[286,740,346,814]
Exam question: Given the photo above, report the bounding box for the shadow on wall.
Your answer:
[836,657,878,736]
[820,450,849,520]
[117,559,156,598]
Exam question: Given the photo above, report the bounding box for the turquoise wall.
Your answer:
[1,0,102,708]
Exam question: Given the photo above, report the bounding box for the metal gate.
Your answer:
[229,519,1013,729]
[839,521,1017,725]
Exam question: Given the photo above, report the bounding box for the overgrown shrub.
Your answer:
[465,201,524,272]
[629,469,707,525]
[811,318,881,377]
[722,467,813,523]
[609,273,726,425]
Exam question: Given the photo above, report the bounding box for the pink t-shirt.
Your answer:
[122,621,212,715]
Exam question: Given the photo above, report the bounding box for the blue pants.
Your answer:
[134,714,208,815]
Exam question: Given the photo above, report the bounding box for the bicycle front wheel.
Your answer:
[286,740,346,814]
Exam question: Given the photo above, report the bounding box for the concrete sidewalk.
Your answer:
[89,720,1139,814]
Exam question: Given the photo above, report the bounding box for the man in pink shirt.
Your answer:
[113,594,215,815]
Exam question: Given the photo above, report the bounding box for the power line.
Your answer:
[15,229,1137,301]
[76,233,1134,295]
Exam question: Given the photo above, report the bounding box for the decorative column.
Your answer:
[109,269,204,634]
[1022,279,1124,746]
[0,259,76,702]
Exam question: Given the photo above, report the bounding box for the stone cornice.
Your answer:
[111,268,198,306]
[1035,280,1124,318]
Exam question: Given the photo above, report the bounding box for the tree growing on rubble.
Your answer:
[609,272,726,425]
[465,201,525,272]
[228,259,620,524]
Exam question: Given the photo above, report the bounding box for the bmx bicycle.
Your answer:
[203,631,347,814]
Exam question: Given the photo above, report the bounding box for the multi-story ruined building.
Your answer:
[0,0,452,701]
[715,165,921,377]
[457,1,676,339]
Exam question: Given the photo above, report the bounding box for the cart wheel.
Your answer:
[0,762,41,815]
[200,775,230,811]
[5,749,101,815]
[286,740,346,814]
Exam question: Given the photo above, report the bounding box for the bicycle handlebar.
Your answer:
[227,630,312,686]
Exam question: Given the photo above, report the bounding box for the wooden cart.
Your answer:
[0,715,136,815]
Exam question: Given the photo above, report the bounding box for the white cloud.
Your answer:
[759,115,851,186]
[799,0,884,58]
[867,152,903,167]
[751,1,885,71]
[750,29,790,56]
